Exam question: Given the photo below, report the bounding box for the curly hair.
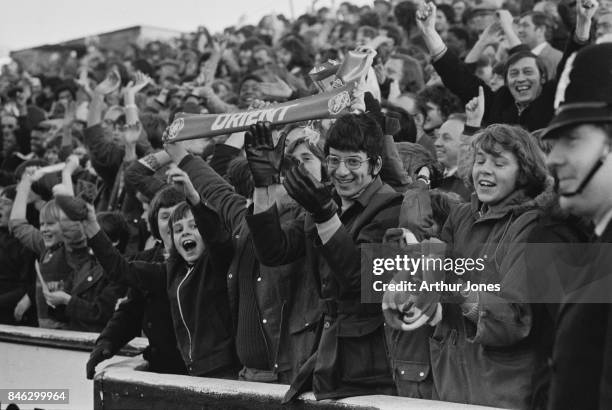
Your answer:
[417,84,463,119]
[472,124,549,198]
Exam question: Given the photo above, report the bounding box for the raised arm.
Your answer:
[417,2,497,109]
[87,68,121,128]
[552,0,598,85]
[9,169,45,257]
[246,204,307,266]
[122,71,153,162]
[241,121,308,264]
[165,139,249,236]
[127,150,171,200]
[464,12,521,64]
[81,204,166,293]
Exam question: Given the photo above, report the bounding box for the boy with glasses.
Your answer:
[245,114,402,402]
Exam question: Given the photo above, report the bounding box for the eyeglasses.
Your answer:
[103,119,126,130]
[325,155,370,170]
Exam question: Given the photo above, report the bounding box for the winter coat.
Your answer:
[246,176,402,401]
[524,198,591,410]
[431,190,543,408]
[547,219,612,410]
[58,247,126,332]
[9,219,88,329]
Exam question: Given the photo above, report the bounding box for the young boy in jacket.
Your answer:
[79,177,238,378]
[245,114,402,401]
[86,187,186,379]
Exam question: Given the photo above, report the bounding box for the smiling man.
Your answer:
[245,114,402,402]
[541,42,612,409]
[416,1,597,131]
[434,113,471,200]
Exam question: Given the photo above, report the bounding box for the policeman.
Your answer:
[543,42,612,410]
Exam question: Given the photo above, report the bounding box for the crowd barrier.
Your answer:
[0,325,501,410]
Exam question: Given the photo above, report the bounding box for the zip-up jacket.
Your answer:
[88,200,237,376]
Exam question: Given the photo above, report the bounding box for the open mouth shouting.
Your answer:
[181,238,198,252]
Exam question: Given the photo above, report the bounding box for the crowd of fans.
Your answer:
[1,0,612,408]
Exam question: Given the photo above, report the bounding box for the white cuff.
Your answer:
[316,214,342,245]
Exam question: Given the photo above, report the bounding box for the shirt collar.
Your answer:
[443,167,458,178]
[594,207,612,237]
[345,176,384,210]
[531,42,548,55]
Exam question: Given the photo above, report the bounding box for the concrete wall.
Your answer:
[0,325,501,410]
[0,325,146,410]
[95,358,502,410]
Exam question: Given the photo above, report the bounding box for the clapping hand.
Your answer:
[123,71,151,98]
[283,163,338,223]
[479,22,504,46]
[95,67,121,95]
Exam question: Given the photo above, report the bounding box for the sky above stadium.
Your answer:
[0,0,371,57]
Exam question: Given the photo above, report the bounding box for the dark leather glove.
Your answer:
[283,163,338,223]
[55,195,89,221]
[86,342,113,379]
[244,121,286,187]
[364,91,400,135]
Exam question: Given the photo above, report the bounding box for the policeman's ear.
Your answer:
[370,155,383,177]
